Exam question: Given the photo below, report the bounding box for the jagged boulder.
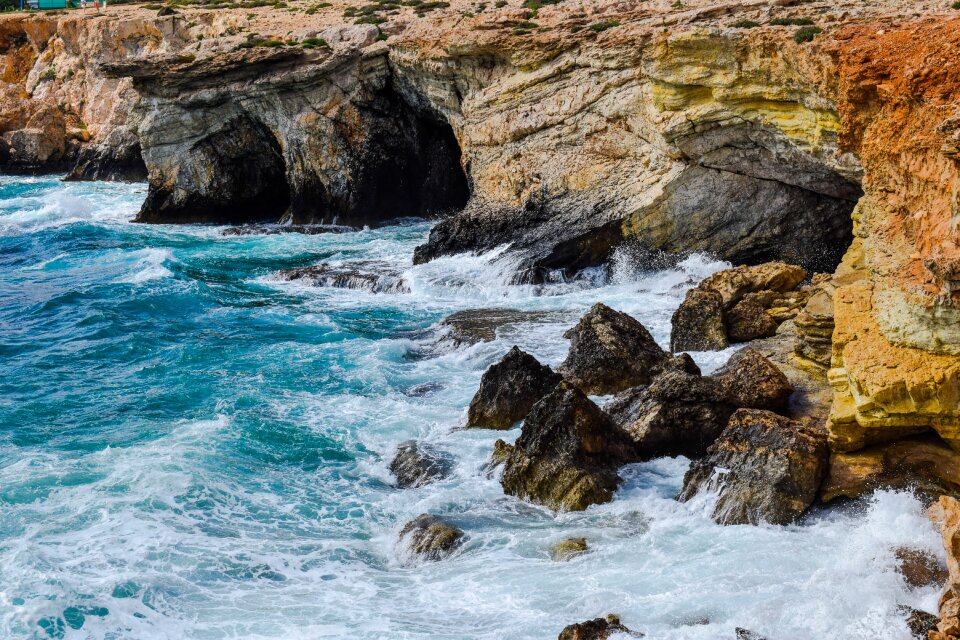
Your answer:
[440,309,555,345]
[712,348,793,413]
[500,382,638,511]
[467,346,563,429]
[559,304,668,395]
[558,615,638,640]
[388,441,452,488]
[726,296,779,342]
[398,514,465,562]
[679,409,829,525]
[700,262,808,308]
[605,349,792,460]
[670,287,728,352]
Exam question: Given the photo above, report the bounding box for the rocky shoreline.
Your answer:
[2,0,959,637]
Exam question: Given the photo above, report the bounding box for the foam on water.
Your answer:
[0,176,943,640]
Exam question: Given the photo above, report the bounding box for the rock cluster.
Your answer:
[679,409,829,525]
[671,262,808,352]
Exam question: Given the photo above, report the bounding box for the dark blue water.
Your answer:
[0,175,941,639]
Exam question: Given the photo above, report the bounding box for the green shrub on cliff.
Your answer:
[301,37,329,48]
[953,0,960,8]
[732,19,760,28]
[793,25,822,43]
[770,16,814,26]
[588,19,619,32]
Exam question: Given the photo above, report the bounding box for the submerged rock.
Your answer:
[398,514,465,562]
[819,436,960,503]
[679,409,829,525]
[466,347,563,429]
[903,608,939,639]
[221,224,355,236]
[500,382,638,511]
[550,537,589,561]
[895,547,949,589]
[276,262,409,293]
[558,614,639,639]
[560,303,668,395]
[440,309,556,345]
[670,287,728,352]
[388,441,452,488]
[700,262,808,308]
[735,629,768,640]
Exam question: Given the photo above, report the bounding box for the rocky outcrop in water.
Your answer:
[276,262,410,294]
[388,441,452,489]
[559,303,668,396]
[670,287,728,352]
[398,514,465,562]
[550,537,588,562]
[466,346,562,430]
[679,409,829,525]
[500,381,637,512]
[440,309,556,345]
[558,614,638,640]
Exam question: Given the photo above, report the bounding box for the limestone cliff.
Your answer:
[1,0,959,460]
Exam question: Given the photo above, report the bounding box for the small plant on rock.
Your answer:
[793,25,822,43]
[588,19,619,32]
[770,16,814,26]
[732,19,760,28]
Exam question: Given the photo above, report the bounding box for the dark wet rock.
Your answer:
[895,547,949,589]
[902,608,939,639]
[726,296,779,343]
[440,308,556,345]
[679,409,829,525]
[735,629,768,640]
[819,435,960,503]
[398,514,465,561]
[550,537,589,561]
[558,614,640,639]
[670,287,728,352]
[276,262,409,293]
[604,349,791,460]
[65,127,147,182]
[221,224,355,236]
[490,439,514,467]
[559,303,668,395]
[500,382,638,511]
[712,348,793,413]
[403,382,445,397]
[467,347,563,430]
[388,441,452,488]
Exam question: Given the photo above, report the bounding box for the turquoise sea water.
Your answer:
[0,175,947,640]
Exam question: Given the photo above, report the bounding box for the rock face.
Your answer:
[388,441,452,488]
[819,436,960,503]
[558,615,637,640]
[559,304,668,395]
[466,346,562,430]
[679,409,829,525]
[930,496,960,640]
[398,514,465,562]
[605,349,792,460]
[670,287,728,352]
[500,382,638,511]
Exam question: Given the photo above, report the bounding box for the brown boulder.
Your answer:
[820,436,960,503]
[558,615,638,640]
[559,303,668,395]
[670,286,728,352]
[550,537,589,561]
[726,295,779,343]
[713,348,793,413]
[500,382,638,511]
[700,262,808,308]
[895,547,949,589]
[467,346,563,429]
[679,409,829,525]
[902,607,939,639]
[399,514,465,562]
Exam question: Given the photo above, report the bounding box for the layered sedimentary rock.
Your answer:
[930,496,960,640]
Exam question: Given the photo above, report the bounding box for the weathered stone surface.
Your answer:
[560,304,668,395]
[700,263,808,310]
[670,287,728,352]
[679,409,829,525]
[895,547,949,589]
[500,382,637,511]
[558,615,638,640]
[490,439,513,467]
[726,296,779,343]
[398,514,465,562]
[820,436,960,503]
[712,348,793,414]
[793,283,835,369]
[605,349,791,460]
[466,346,562,430]
[929,496,960,640]
[440,309,556,345]
[550,537,588,562]
[388,441,452,488]
[276,262,409,294]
